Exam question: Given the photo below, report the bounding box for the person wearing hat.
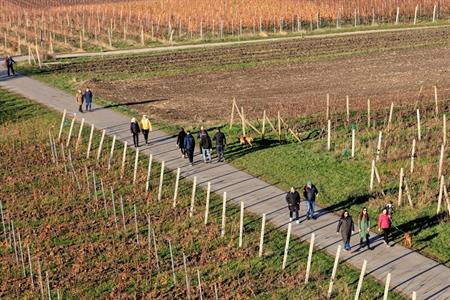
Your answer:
[286,187,301,224]
[140,114,153,145]
[130,118,141,147]
[303,180,319,220]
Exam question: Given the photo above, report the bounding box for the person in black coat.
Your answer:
[213,128,226,162]
[130,118,141,147]
[286,187,301,223]
[199,129,212,163]
[303,180,319,220]
[337,210,355,252]
[184,131,195,166]
[177,127,187,158]
[4,55,15,77]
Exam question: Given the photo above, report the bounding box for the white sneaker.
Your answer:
[289,218,293,222]
[296,220,300,224]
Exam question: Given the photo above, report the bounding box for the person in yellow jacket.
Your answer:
[140,115,153,144]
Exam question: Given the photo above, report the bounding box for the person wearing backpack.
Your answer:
[378,208,392,247]
[358,207,372,250]
[130,118,141,147]
[337,210,355,252]
[286,187,301,224]
[303,180,319,220]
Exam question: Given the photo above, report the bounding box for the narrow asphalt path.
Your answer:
[1,70,449,299]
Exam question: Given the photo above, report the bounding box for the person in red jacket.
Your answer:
[378,208,392,247]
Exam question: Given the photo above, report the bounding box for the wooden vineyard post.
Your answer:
[327,119,331,151]
[434,86,439,116]
[157,161,165,201]
[75,118,85,152]
[404,178,414,207]
[387,102,394,131]
[58,109,66,141]
[398,168,404,206]
[437,175,445,214]
[433,5,437,22]
[38,260,44,299]
[221,192,227,237]
[327,245,342,299]
[262,110,266,139]
[189,176,197,217]
[277,111,281,142]
[108,135,116,171]
[120,142,128,179]
[27,245,34,287]
[282,223,292,270]
[145,154,153,194]
[412,291,417,300]
[413,5,418,25]
[183,253,191,300]
[346,96,350,123]
[0,201,5,240]
[172,167,181,208]
[168,240,177,285]
[410,139,416,173]
[417,109,421,141]
[395,7,400,25]
[66,113,76,147]
[238,201,245,247]
[354,260,367,300]
[229,98,235,129]
[96,129,106,165]
[134,204,139,244]
[438,144,445,179]
[86,124,94,159]
[258,213,266,257]
[351,125,356,158]
[383,273,391,300]
[120,196,126,231]
[204,182,211,225]
[241,107,246,136]
[197,270,203,300]
[326,93,330,121]
[443,114,447,145]
[133,148,139,185]
[111,187,118,230]
[370,159,375,192]
[376,131,382,161]
[367,99,371,128]
[304,233,315,284]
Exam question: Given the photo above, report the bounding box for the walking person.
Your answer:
[378,208,392,247]
[213,128,226,162]
[184,131,195,166]
[140,114,152,145]
[197,126,208,155]
[357,207,372,251]
[130,118,141,147]
[4,55,15,77]
[176,127,187,158]
[303,180,319,220]
[83,87,93,112]
[199,129,212,163]
[286,187,301,224]
[337,210,355,253]
[75,89,84,113]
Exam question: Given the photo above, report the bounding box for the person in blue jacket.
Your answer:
[184,130,195,166]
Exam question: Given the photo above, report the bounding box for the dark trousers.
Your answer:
[289,209,299,219]
[7,65,15,76]
[78,104,83,112]
[359,234,370,248]
[132,134,139,147]
[217,144,224,160]
[382,228,390,244]
[142,129,149,143]
[180,147,186,156]
[187,149,194,164]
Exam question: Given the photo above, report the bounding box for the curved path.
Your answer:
[1,69,449,299]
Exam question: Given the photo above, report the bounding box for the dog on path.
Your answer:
[239,135,253,147]
[403,231,412,248]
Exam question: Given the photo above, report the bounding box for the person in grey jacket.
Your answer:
[337,210,355,252]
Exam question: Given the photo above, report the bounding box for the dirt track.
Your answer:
[52,26,450,124]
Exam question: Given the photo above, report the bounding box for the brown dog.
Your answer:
[403,231,412,248]
[239,135,254,147]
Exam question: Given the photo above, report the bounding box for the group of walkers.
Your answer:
[176,127,226,166]
[130,115,153,147]
[3,55,16,77]
[286,185,394,253]
[75,88,94,113]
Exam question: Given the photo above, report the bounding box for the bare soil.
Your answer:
[53,26,450,124]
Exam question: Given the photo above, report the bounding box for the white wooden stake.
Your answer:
[346,95,350,123]
[376,131,382,161]
[120,142,128,179]
[395,7,400,24]
[86,123,94,159]
[282,223,292,270]
[398,168,404,206]
[443,114,447,145]
[197,270,203,300]
[239,201,244,247]
[167,240,177,284]
[0,201,5,239]
[18,230,26,276]
[370,159,375,192]
[204,182,211,225]
[134,204,139,244]
[152,228,160,271]
[221,192,227,237]
[11,221,18,265]
[387,102,394,130]
[46,271,51,300]
[304,233,315,284]
[326,93,330,121]
[157,161,165,201]
[354,260,368,300]
[38,260,45,299]
[133,148,139,185]
[437,175,444,214]
[189,176,197,217]
[27,245,34,287]
[75,118,85,152]
[434,86,439,116]
[183,252,191,299]
[367,99,371,128]
[57,109,66,141]
[417,109,421,141]
[258,213,266,257]
[145,154,153,194]
[412,291,417,300]
[439,144,445,179]
[413,5,418,25]
[351,128,356,158]
[327,245,342,299]
[383,273,391,300]
[433,5,437,22]
[111,187,118,230]
[410,139,416,173]
[107,135,116,171]
[96,129,106,164]
[66,113,76,147]
[120,195,126,231]
[172,167,181,208]
[327,119,331,151]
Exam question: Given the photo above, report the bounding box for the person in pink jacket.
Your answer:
[378,208,392,247]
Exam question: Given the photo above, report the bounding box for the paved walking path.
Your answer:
[1,70,449,299]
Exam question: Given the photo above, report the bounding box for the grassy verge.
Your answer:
[0,88,405,298]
